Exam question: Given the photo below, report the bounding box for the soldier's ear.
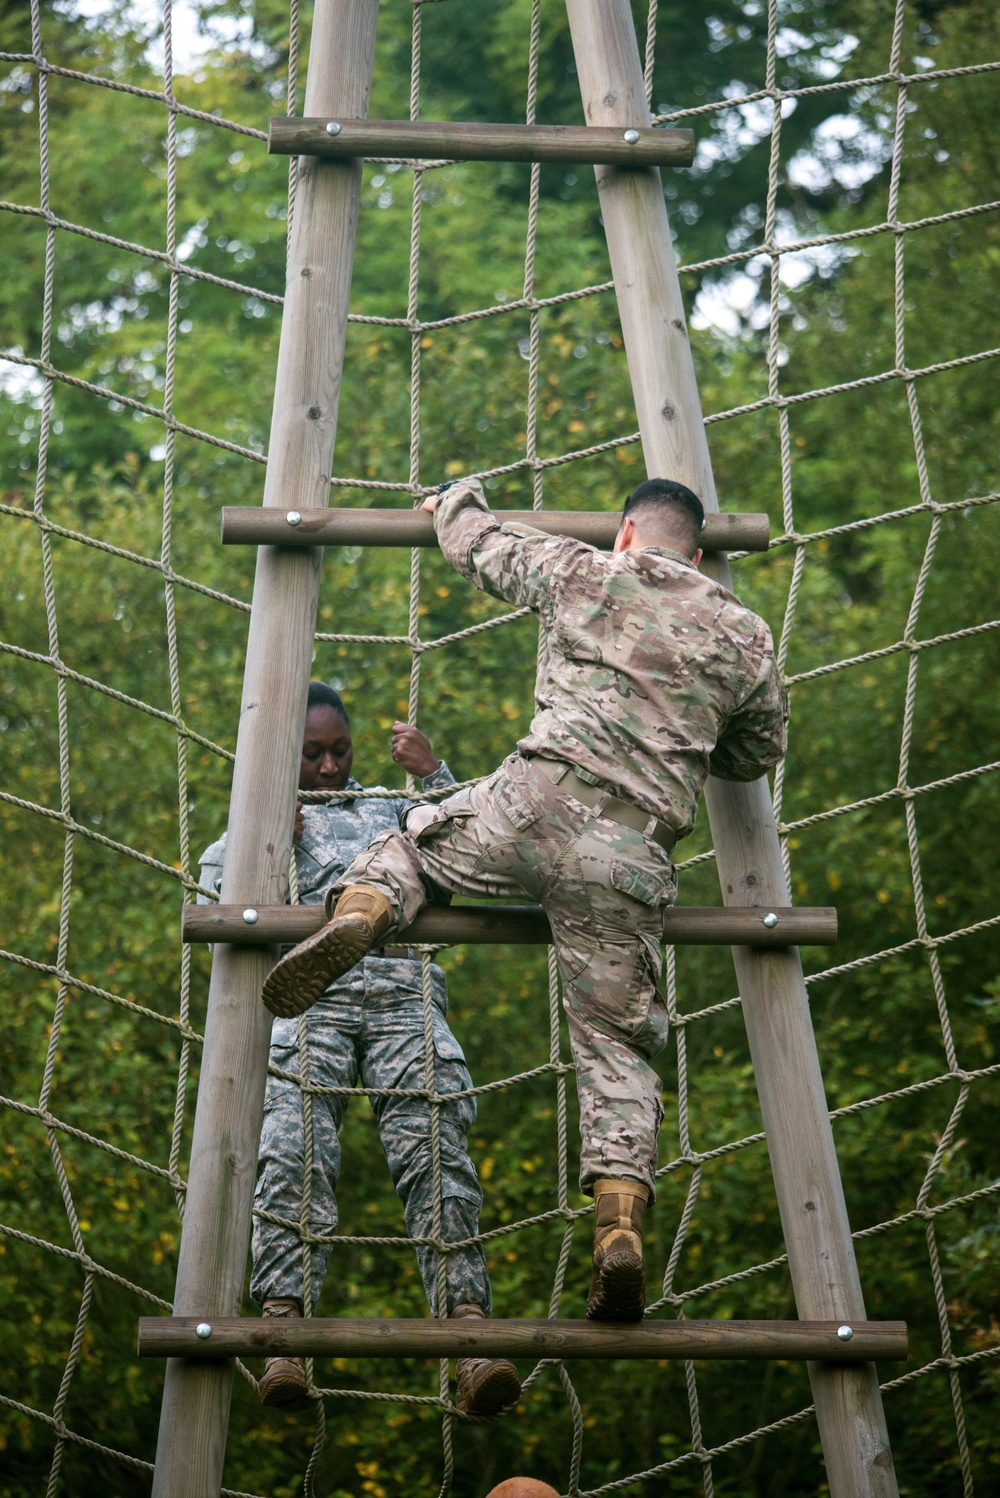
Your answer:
[613,517,633,555]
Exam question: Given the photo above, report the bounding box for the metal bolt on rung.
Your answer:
[195,1323,213,1340]
[285,510,302,527]
[762,912,779,929]
[837,1324,854,1341]
[242,908,259,925]
[325,121,342,136]
[623,129,640,144]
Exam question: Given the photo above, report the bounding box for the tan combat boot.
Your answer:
[452,1303,522,1417]
[257,1298,313,1411]
[586,1178,649,1322]
[262,884,394,1017]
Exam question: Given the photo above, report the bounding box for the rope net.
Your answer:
[2,0,999,1493]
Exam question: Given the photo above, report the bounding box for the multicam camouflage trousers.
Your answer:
[249,960,491,1314]
[333,752,675,1198]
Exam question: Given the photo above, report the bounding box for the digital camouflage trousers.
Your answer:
[250,965,491,1314]
[333,752,674,1197]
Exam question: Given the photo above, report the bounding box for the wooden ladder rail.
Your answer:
[149,1,380,1493]
[562,1,898,1493]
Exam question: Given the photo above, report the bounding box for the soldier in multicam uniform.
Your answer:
[262,480,788,1323]
[199,682,521,1415]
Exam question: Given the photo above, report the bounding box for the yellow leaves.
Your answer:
[544,397,562,416]
[827,870,842,891]
[567,419,585,433]
[435,585,449,598]
[356,1460,387,1496]
[364,341,382,358]
[876,889,891,903]
[419,335,433,349]
[444,459,464,475]
[616,447,637,465]
[480,1157,494,1180]
[501,700,519,721]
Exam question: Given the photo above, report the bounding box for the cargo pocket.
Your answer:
[431,1021,477,1131]
[406,786,474,843]
[431,1023,468,1065]
[610,859,672,909]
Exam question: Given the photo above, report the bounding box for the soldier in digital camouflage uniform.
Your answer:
[262,480,788,1323]
[199,682,520,1415]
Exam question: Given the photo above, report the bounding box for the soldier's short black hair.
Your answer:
[306,680,349,725]
[622,478,705,556]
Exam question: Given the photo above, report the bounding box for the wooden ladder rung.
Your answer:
[138,1315,907,1363]
[220,507,770,552]
[269,117,694,168]
[182,904,837,948]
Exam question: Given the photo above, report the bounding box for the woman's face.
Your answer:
[299,705,354,791]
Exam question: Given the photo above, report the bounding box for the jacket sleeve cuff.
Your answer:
[420,759,456,791]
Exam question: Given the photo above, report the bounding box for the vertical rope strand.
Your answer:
[161,0,195,1228]
[523,0,544,511]
[27,4,88,1490]
[422,951,453,1497]
[405,2,425,790]
[886,4,972,1488]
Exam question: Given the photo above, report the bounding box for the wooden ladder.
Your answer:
[148,2,899,1494]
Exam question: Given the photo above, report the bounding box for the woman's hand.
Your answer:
[391,722,441,778]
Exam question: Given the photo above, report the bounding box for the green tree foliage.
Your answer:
[1,1,998,1494]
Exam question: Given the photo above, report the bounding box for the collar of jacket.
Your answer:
[634,545,697,569]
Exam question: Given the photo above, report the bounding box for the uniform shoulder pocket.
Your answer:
[610,859,671,909]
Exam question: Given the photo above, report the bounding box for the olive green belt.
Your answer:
[528,755,675,856]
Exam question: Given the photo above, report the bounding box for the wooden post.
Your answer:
[563,1,899,1491]
[150,2,379,1494]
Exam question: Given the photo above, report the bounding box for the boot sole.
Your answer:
[262,918,373,1018]
[457,1360,522,1417]
[587,1247,645,1322]
[259,1361,314,1412]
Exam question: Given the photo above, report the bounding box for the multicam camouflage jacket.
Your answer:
[433,479,788,838]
